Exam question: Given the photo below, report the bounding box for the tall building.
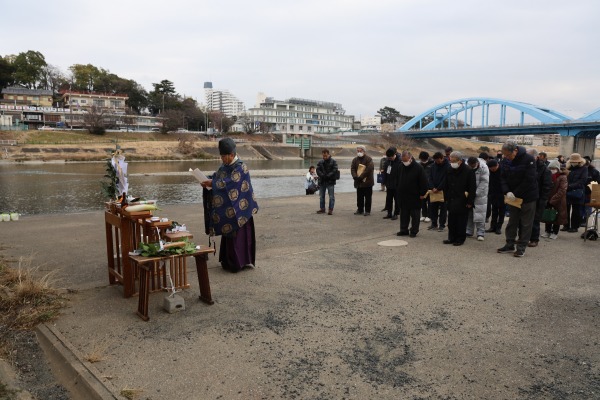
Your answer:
[203,82,245,117]
[248,95,354,134]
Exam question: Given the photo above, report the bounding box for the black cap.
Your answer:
[218,138,236,155]
[386,147,397,157]
[487,159,498,168]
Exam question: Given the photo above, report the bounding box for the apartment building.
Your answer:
[248,95,354,134]
[60,90,128,113]
[203,82,245,117]
[0,85,53,107]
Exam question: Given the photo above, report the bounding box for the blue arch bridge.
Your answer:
[397,97,600,158]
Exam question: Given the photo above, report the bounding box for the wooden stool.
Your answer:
[130,248,214,321]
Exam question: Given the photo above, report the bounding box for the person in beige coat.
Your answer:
[541,160,568,240]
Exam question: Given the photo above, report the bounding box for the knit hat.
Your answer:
[218,138,236,155]
[356,145,366,152]
[548,160,560,170]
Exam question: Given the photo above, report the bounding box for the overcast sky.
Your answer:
[2,0,599,119]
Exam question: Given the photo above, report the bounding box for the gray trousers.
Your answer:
[504,201,536,250]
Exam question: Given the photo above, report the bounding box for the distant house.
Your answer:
[1,85,54,107]
[59,90,128,113]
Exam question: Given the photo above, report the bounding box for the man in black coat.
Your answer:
[527,148,552,247]
[316,149,339,215]
[497,142,538,257]
[486,159,505,234]
[396,151,428,237]
[428,151,449,231]
[383,147,401,220]
[443,151,476,246]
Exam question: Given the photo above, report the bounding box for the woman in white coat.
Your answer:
[466,157,490,240]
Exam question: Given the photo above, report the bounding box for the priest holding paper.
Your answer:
[497,141,538,258]
[350,145,375,216]
[200,138,259,272]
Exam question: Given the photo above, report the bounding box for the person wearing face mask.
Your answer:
[418,151,433,224]
[541,160,567,240]
[465,156,489,241]
[396,151,428,237]
[497,141,538,257]
[350,145,375,216]
[442,151,476,246]
[316,149,339,215]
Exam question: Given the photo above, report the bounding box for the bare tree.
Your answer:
[83,105,107,135]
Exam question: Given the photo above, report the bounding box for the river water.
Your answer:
[0,160,357,215]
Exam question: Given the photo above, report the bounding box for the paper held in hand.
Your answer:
[356,164,367,182]
[504,195,523,208]
[426,190,445,203]
[189,168,210,184]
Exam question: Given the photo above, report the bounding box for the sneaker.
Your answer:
[364,212,370,216]
[513,249,525,257]
[424,217,431,223]
[497,244,515,254]
[419,216,426,222]
[427,225,438,230]
[540,232,550,239]
[477,236,484,241]
[317,209,326,214]
[549,233,558,240]
[327,210,333,215]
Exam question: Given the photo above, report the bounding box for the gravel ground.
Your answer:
[0,191,598,399]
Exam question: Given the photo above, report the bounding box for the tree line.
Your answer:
[0,50,234,133]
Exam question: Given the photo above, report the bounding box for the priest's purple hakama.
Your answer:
[209,158,259,272]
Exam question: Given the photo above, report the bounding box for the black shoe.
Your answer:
[391,215,398,221]
[497,244,515,254]
[409,233,417,238]
[354,211,363,215]
[396,231,409,236]
[383,215,392,219]
[427,225,438,230]
[381,208,388,212]
[513,249,525,257]
[364,212,370,216]
[443,240,454,244]
[486,227,496,233]
[453,241,464,246]
[560,226,569,232]
[567,228,578,233]
[495,228,502,235]
[438,226,445,232]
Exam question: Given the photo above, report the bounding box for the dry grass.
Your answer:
[120,388,144,400]
[83,341,109,363]
[0,257,65,357]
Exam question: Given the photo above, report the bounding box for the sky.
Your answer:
[2,0,600,120]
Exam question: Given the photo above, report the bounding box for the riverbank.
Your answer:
[0,192,598,399]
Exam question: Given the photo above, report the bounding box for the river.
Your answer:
[0,160,357,215]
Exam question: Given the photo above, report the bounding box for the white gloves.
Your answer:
[506,192,516,201]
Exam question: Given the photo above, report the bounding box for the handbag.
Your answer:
[541,207,558,223]
[566,188,584,203]
[376,173,384,183]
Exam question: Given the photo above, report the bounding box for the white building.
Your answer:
[248,95,354,134]
[360,115,381,129]
[203,82,245,117]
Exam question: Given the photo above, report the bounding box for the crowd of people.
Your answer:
[310,140,599,258]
